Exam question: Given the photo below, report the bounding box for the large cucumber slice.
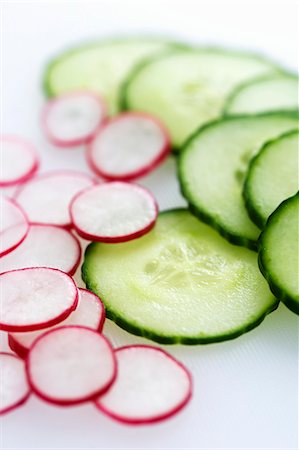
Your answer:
[43,38,179,114]
[178,113,298,249]
[259,194,299,315]
[244,130,299,228]
[121,49,281,148]
[82,209,277,345]
[224,74,298,115]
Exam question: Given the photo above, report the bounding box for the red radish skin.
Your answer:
[95,345,193,425]
[42,91,107,148]
[70,182,158,243]
[26,326,117,406]
[1,197,29,257]
[0,136,39,187]
[87,112,171,181]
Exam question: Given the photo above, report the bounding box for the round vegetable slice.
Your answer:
[14,171,96,227]
[0,225,81,275]
[87,112,171,181]
[0,353,30,415]
[70,182,158,242]
[0,136,39,186]
[96,345,192,424]
[82,209,277,344]
[42,91,106,147]
[259,194,299,315]
[0,267,78,332]
[26,326,116,405]
[9,288,105,358]
[244,130,299,228]
[1,197,29,257]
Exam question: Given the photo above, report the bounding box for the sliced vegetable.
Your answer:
[96,345,192,424]
[0,353,30,415]
[244,130,299,228]
[179,113,298,249]
[26,326,116,405]
[0,267,78,332]
[1,197,29,257]
[87,112,170,181]
[259,194,299,314]
[82,209,276,344]
[70,182,158,242]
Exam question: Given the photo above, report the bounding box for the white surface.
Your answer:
[1,1,298,449]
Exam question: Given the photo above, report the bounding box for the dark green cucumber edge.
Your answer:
[223,72,299,116]
[243,129,299,229]
[81,208,279,345]
[258,193,299,315]
[178,112,299,251]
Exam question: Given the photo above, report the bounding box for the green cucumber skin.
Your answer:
[258,194,299,315]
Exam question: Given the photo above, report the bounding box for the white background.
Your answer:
[1,1,298,449]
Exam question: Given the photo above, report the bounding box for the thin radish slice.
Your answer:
[1,197,29,257]
[26,326,116,405]
[0,267,78,332]
[0,136,39,187]
[42,91,106,147]
[95,345,192,424]
[87,113,171,181]
[70,182,158,242]
[0,353,30,415]
[9,288,105,358]
[0,225,81,275]
[14,171,96,227]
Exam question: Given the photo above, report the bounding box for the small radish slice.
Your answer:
[9,288,105,358]
[0,267,78,332]
[70,182,158,242]
[0,353,30,415]
[0,225,81,275]
[95,345,192,424]
[26,326,116,405]
[42,92,106,147]
[0,136,39,187]
[87,113,170,181]
[1,197,29,257]
[14,171,96,227]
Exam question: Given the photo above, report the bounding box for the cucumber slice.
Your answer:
[259,194,299,315]
[244,130,299,228]
[82,209,277,345]
[121,49,280,148]
[44,38,178,114]
[179,113,299,249]
[224,74,299,115]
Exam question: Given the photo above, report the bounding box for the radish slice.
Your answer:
[0,136,39,187]
[95,345,192,424]
[0,225,81,275]
[70,182,158,242]
[14,171,96,227]
[42,92,106,147]
[1,197,29,257]
[0,353,30,415]
[0,267,78,332]
[9,288,105,358]
[87,113,170,181]
[26,326,116,405]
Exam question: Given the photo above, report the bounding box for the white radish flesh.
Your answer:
[1,197,29,257]
[0,353,30,415]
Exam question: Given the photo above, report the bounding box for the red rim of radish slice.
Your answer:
[42,91,107,148]
[0,136,39,187]
[87,112,171,181]
[0,352,30,415]
[8,288,106,358]
[95,345,193,425]
[14,171,97,227]
[0,224,81,276]
[70,182,158,243]
[26,326,117,406]
[0,267,78,332]
[1,197,29,257]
